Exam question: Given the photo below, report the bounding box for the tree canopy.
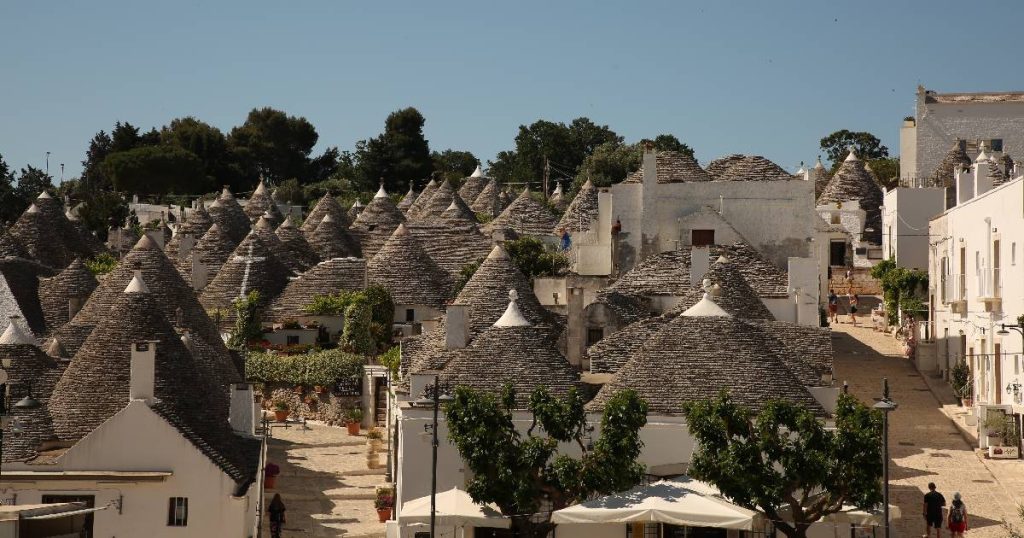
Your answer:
[572,134,693,191]
[228,107,329,184]
[488,117,621,188]
[432,149,479,184]
[504,237,569,278]
[101,145,206,196]
[446,384,648,537]
[354,107,434,192]
[682,392,883,538]
[819,130,889,168]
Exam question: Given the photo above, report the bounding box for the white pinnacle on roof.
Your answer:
[220,186,234,199]
[0,317,35,345]
[796,165,807,175]
[279,216,295,228]
[844,148,859,162]
[374,184,388,199]
[254,178,269,195]
[814,157,825,169]
[446,200,459,212]
[486,244,509,260]
[26,204,39,214]
[352,199,364,209]
[976,141,990,163]
[493,290,531,327]
[124,273,150,294]
[470,165,484,178]
[37,191,52,200]
[680,279,731,317]
[552,182,563,196]
[322,214,334,224]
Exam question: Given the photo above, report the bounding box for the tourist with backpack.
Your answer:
[948,492,968,537]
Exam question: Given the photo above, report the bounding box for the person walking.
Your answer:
[923,482,946,538]
[848,293,860,326]
[269,493,286,538]
[948,492,968,537]
[828,290,839,324]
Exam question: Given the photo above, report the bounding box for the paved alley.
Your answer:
[260,421,389,538]
[832,321,1024,537]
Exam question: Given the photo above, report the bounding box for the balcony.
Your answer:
[948,273,967,313]
[977,268,1001,311]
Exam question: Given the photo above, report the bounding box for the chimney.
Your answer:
[640,145,659,256]
[130,341,157,403]
[178,233,196,261]
[690,246,710,286]
[566,285,585,368]
[974,158,993,198]
[229,383,256,435]
[191,256,209,291]
[955,166,973,205]
[68,297,84,321]
[445,304,471,350]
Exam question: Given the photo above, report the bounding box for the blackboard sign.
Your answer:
[333,377,362,396]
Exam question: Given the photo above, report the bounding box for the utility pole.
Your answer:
[45,152,50,176]
[543,156,550,200]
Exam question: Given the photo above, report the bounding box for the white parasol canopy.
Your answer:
[551,479,760,531]
[400,488,511,528]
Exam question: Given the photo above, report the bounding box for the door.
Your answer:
[374,376,387,426]
[830,240,846,266]
[41,494,95,537]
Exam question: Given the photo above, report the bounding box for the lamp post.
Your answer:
[413,376,453,538]
[873,378,898,538]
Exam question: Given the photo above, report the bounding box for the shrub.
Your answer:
[246,349,365,387]
[504,237,569,278]
[84,252,118,275]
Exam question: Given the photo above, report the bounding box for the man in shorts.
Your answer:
[924,482,946,537]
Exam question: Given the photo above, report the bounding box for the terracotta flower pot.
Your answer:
[264,475,277,489]
[347,421,360,435]
[274,410,290,422]
[377,507,392,522]
[293,385,304,394]
[314,385,326,394]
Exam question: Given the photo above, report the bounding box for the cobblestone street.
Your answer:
[832,321,1024,537]
[260,420,389,537]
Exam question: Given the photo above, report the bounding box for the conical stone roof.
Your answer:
[178,223,238,284]
[302,193,349,234]
[206,188,251,243]
[49,282,257,482]
[666,257,775,320]
[347,200,365,221]
[556,179,599,233]
[0,232,28,259]
[0,335,64,462]
[57,235,242,385]
[406,223,491,278]
[397,184,419,213]
[812,158,830,199]
[625,151,710,183]
[0,258,56,337]
[406,179,439,218]
[38,258,97,332]
[458,166,489,206]
[275,217,320,271]
[470,178,502,217]
[269,258,366,321]
[199,232,294,325]
[349,193,406,259]
[308,215,362,260]
[452,245,553,335]
[817,150,883,244]
[5,199,85,269]
[931,141,972,187]
[367,224,452,308]
[253,215,305,272]
[415,180,462,221]
[438,198,479,226]
[165,204,213,262]
[705,154,792,182]
[484,187,560,237]
[244,178,283,226]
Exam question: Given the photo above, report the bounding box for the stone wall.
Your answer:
[259,383,362,425]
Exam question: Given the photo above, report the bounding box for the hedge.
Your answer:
[246,349,366,387]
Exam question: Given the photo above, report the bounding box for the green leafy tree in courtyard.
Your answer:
[446,384,648,537]
[682,392,883,538]
[819,130,889,168]
[504,237,569,278]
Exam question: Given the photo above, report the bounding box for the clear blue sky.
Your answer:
[3,0,1024,181]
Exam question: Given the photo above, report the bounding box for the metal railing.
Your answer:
[977,267,1001,298]
[943,273,966,302]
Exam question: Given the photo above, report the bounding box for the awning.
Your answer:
[0,502,109,522]
[400,488,511,528]
[551,479,761,531]
[22,506,108,520]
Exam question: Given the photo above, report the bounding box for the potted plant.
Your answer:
[264,462,281,489]
[293,384,305,395]
[950,361,972,407]
[314,384,327,394]
[374,487,394,522]
[985,414,1020,459]
[367,428,384,451]
[273,400,290,422]
[346,406,363,436]
[304,395,318,409]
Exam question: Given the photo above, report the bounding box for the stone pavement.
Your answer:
[832,321,1024,537]
[260,419,389,537]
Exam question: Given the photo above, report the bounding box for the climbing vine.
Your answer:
[870,259,928,325]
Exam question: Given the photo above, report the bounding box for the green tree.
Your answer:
[819,130,889,168]
[504,237,569,278]
[354,107,433,192]
[0,153,20,224]
[682,393,882,538]
[74,189,129,241]
[867,157,900,190]
[341,300,374,355]
[228,291,263,349]
[228,107,330,184]
[101,145,207,196]
[432,149,479,184]
[489,118,620,187]
[446,384,648,537]
[160,117,245,191]
[573,141,641,191]
[14,166,54,204]
[642,134,694,158]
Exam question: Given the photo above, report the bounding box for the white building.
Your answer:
[881,186,945,270]
[928,154,1024,447]
[901,86,1024,184]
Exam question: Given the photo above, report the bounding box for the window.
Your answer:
[830,214,841,225]
[1013,243,1017,266]
[405,308,415,322]
[690,229,715,246]
[991,139,1004,152]
[286,335,300,345]
[168,497,188,526]
[586,327,604,347]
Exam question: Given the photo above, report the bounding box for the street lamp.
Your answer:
[413,376,453,538]
[873,378,898,538]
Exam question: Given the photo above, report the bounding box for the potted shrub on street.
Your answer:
[950,361,973,407]
[985,414,1020,459]
[367,428,384,451]
[374,487,394,522]
[264,462,281,489]
[273,400,290,422]
[346,406,363,435]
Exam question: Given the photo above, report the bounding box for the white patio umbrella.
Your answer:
[551,479,760,531]
[400,488,511,528]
